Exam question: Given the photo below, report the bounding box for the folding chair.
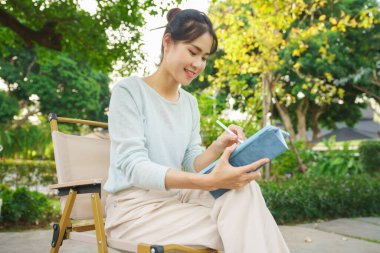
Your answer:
[48,113,220,253]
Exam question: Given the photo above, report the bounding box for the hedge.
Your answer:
[0,159,57,188]
[259,174,380,224]
[359,140,380,173]
[0,184,59,226]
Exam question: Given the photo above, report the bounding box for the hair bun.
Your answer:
[167,8,181,22]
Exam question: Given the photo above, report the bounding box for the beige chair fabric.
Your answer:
[52,131,110,220]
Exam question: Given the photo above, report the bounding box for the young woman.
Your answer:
[104,8,290,253]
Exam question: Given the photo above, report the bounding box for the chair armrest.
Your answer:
[49,179,102,190]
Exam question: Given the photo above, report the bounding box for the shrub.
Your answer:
[0,185,59,226]
[271,140,316,177]
[358,140,380,173]
[259,174,380,224]
[306,139,363,177]
[0,159,56,188]
[306,149,363,177]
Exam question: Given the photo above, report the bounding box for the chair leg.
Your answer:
[50,189,77,253]
[91,193,108,253]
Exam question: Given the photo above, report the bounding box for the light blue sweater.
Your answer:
[104,76,204,193]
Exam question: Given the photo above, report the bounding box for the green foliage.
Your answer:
[260,174,380,224]
[0,159,56,188]
[0,46,111,123]
[0,0,181,126]
[307,149,363,177]
[271,137,368,178]
[306,137,363,177]
[0,91,19,125]
[0,185,59,225]
[271,140,315,177]
[359,140,380,173]
[0,0,180,73]
[208,0,380,142]
[0,122,53,159]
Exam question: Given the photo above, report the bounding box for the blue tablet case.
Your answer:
[199,125,290,199]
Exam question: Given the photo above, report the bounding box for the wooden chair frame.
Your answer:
[48,113,219,253]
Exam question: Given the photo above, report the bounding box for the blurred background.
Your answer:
[0,0,379,230]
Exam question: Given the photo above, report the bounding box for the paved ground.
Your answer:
[1,217,379,253]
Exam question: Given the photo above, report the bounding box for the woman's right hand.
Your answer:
[203,143,268,191]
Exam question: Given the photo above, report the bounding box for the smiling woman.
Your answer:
[103,8,290,253]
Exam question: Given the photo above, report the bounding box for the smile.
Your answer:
[184,68,196,79]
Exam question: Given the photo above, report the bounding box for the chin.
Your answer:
[181,75,197,85]
[181,79,193,86]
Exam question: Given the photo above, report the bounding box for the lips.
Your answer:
[184,68,196,79]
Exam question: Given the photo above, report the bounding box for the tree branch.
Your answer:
[371,70,380,88]
[0,8,77,51]
[15,109,39,128]
[353,84,380,102]
[25,56,36,77]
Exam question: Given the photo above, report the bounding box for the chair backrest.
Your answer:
[50,117,110,220]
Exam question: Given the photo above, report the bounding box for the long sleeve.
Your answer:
[105,84,169,192]
[104,76,201,194]
[182,97,204,172]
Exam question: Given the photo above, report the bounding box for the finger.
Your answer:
[240,158,269,173]
[250,170,262,180]
[221,143,237,161]
[228,125,246,141]
[242,169,262,182]
[236,127,246,140]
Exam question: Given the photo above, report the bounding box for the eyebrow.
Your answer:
[190,44,210,55]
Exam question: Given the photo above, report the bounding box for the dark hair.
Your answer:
[159,8,218,63]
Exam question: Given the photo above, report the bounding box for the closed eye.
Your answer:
[189,48,208,62]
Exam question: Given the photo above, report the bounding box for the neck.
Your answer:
[142,67,180,101]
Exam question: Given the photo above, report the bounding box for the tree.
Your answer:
[0,91,19,124]
[209,0,310,172]
[277,0,380,141]
[0,0,179,73]
[0,46,110,125]
[208,0,380,172]
[0,0,181,127]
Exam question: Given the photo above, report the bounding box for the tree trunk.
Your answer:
[273,95,307,173]
[273,99,296,138]
[295,98,309,143]
[0,9,77,51]
[262,72,273,179]
[261,72,272,128]
[311,109,323,142]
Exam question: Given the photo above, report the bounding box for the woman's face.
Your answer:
[162,32,213,85]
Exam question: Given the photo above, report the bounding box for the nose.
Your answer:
[191,57,203,69]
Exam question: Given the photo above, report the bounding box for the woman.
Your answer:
[104,8,290,253]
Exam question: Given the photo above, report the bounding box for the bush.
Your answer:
[359,140,380,173]
[271,140,316,177]
[306,149,363,177]
[0,159,56,188]
[259,174,380,224]
[306,138,363,177]
[0,185,59,226]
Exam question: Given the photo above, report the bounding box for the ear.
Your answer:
[162,33,172,52]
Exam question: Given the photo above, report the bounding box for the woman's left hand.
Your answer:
[214,124,246,152]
